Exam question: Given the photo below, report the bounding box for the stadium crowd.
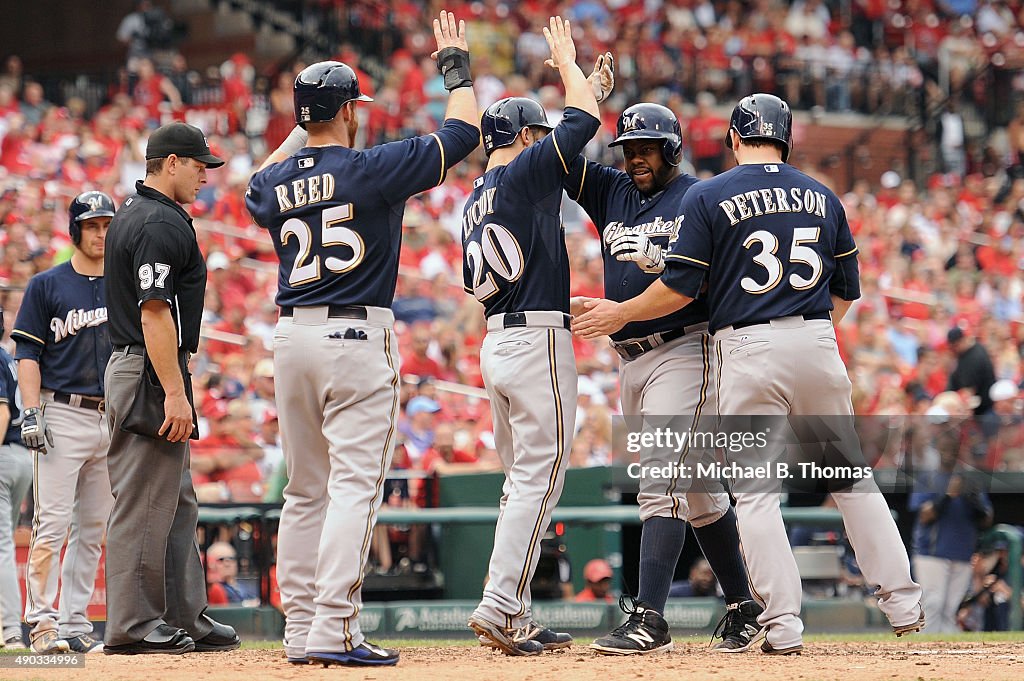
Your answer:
[0,0,1023,509]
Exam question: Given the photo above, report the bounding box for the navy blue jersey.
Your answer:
[661,163,860,333]
[462,107,601,316]
[564,157,709,341]
[0,347,22,444]
[11,262,111,396]
[246,119,478,308]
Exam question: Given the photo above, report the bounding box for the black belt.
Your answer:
[51,391,105,413]
[280,304,368,320]
[612,328,687,360]
[114,345,191,362]
[500,312,571,331]
[731,311,831,331]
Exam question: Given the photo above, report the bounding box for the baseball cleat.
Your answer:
[590,596,673,656]
[63,634,104,653]
[468,615,544,656]
[892,611,925,637]
[478,621,572,650]
[307,641,399,666]
[709,599,765,653]
[31,631,71,655]
[760,639,803,656]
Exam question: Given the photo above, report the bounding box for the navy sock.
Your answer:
[692,506,752,604]
[637,516,687,613]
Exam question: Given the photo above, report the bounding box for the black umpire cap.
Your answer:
[145,122,225,168]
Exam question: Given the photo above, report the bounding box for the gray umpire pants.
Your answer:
[102,349,212,646]
[473,313,577,630]
[0,442,31,642]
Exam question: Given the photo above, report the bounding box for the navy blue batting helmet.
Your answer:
[481,97,553,156]
[68,191,115,245]
[294,61,373,129]
[609,103,683,167]
[725,93,792,162]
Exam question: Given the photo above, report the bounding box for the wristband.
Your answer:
[437,47,473,91]
[280,126,309,156]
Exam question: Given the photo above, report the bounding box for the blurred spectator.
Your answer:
[116,0,175,70]
[574,558,614,603]
[986,379,1024,469]
[947,326,997,418]
[687,92,728,175]
[400,395,441,465]
[192,400,264,502]
[19,82,50,127]
[206,541,258,606]
[938,100,967,177]
[957,540,1012,631]
[909,431,993,633]
[669,557,719,598]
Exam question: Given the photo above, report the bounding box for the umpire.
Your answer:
[102,122,238,655]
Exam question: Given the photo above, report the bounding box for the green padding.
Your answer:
[198,506,263,524]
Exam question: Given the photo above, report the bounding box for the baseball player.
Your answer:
[0,308,32,650]
[462,17,601,657]
[11,191,117,655]
[245,10,479,667]
[563,102,763,655]
[572,93,924,654]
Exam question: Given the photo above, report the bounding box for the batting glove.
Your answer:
[21,407,55,453]
[588,52,615,104]
[609,233,665,274]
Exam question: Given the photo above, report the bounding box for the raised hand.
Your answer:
[543,16,577,71]
[432,9,468,59]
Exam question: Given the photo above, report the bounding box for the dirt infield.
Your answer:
[3,639,1023,681]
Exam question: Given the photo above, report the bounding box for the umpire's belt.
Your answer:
[487,311,571,332]
[49,390,105,413]
[114,344,192,363]
[611,322,709,360]
[724,311,831,333]
[280,304,367,320]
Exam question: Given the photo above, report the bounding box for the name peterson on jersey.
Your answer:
[51,307,108,344]
[602,215,684,246]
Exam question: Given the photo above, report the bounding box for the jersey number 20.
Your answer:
[741,227,822,294]
[466,223,524,302]
[280,204,364,286]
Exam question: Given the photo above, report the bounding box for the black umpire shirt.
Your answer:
[105,180,206,353]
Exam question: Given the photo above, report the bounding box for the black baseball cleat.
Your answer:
[192,621,240,652]
[103,624,195,655]
[307,641,399,666]
[479,621,572,651]
[590,596,673,656]
[760,639,803,655]
[709,599,765,653]
[468,615,544,656]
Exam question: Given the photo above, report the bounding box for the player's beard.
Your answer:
[635,164,675,195]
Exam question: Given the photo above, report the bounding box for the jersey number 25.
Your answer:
[466,223,524,302]
[280,204,364,286]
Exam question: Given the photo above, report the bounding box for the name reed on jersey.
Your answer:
[272,173,336,213]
